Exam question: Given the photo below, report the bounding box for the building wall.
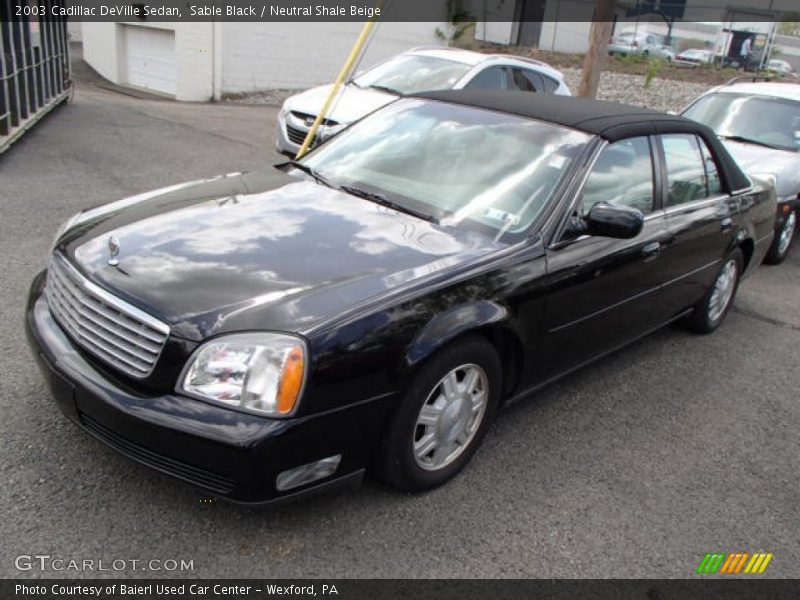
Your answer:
[67,21,82,42]
[81,22,120,83]
[219,22,444,93]
[82,22,214,101]
[82,21,445,101]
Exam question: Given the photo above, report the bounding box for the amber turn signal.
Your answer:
[277,346,305,414]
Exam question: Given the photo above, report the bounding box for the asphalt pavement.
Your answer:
[1,69,798,579]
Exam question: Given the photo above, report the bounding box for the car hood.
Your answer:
[721,140,800,197]
[58,170,502,341]
[284,84,397,125]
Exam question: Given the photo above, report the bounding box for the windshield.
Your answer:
[300,99,590,240]
[353,55,472,95]
[683,93,800,152]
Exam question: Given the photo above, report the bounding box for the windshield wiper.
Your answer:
[719,135,784,151]
[367,84,401,96]
[287,160,334,188]
[340,185,437,224]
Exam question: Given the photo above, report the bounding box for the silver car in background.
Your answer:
[276,47,571,156]
[682,80,800,263]
[608,31,675,61]
[675,48,715,66]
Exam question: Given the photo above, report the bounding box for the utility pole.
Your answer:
[578,0,617,98]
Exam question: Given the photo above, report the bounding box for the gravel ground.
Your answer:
[561,68,711,113]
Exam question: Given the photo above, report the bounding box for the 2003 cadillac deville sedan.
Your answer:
[27,91,776,504]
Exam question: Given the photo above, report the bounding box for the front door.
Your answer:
[536,136,671,381]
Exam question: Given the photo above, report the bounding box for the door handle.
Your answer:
[642,241,661,261]
[721,217,733,232]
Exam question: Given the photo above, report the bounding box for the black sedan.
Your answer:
[26,91,776,504]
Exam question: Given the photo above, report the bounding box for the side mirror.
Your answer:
[584,202,644,239]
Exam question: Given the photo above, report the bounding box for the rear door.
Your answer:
[655,133,735,319]
[537,136,671,380]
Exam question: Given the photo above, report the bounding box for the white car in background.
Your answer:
[607,31,675,61]
[767,59,796,78]
[682,80,800,264]
[675,48,715,66]
[276,47,572,156]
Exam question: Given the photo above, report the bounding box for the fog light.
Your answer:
[276,455,341,492]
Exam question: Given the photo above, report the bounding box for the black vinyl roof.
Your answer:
[414,90,752,193]
[416,90,689,140]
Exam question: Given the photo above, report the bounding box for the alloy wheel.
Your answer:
[708,259,738,324]
[412,364,488,471]
[777,210,796,258]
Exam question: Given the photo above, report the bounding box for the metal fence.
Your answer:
[1,0,71,154]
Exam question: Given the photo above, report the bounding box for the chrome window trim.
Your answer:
[663,194,729,216]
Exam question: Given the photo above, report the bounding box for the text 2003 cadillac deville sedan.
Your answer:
[27,92,776,504]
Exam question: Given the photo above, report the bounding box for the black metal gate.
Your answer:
[1,0,71,154]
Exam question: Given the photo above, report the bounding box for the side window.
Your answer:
[580,137,655,215]
[662,134,711,207]
[698,137,722,195]
[510,68,542,93]
[464,67,508,91]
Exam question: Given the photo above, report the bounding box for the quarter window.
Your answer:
[510,68,543,92]
[464,67,508,91]
[581,137,655,215]
[698,138,722,196]
[662,134,714,206]
[541,75,559,93]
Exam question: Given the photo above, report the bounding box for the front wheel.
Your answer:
[379,336,502,492]
[685,248,743,334]
[764,209,796,265]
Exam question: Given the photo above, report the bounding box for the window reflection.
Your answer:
[303,99,590,238]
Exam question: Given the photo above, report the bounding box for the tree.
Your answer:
[578,0,617,98]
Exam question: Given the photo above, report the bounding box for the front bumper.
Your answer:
[275,110,342,157]
[275,113,301,157]
[26,272,396,505]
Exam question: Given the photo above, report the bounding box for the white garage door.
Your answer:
[124,26,176,96]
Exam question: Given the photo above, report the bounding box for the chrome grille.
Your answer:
[45,254,170,378]
[286,123,313,146]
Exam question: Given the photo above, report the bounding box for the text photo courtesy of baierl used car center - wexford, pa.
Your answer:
[1,0,800,598]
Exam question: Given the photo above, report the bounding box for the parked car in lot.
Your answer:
[608,31,675,61]
[766,59,796,78]
[28,92,775,504]
[276,47,571,156]
[682,80,800,263]
[675,48,715,66]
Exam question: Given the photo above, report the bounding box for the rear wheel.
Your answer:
[685,248,743,334]
[764,209,796,265]
[379,336,501,492]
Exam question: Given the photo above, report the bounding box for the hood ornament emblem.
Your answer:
[108,236,120,267]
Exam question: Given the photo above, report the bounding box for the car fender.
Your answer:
[403,300,512,370]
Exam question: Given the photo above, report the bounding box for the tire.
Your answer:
[764,209,796,265]
[685,248,743,334]
[379,336,502,492]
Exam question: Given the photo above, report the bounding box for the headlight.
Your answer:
[180,333,308,417]
[318,122,346,142]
